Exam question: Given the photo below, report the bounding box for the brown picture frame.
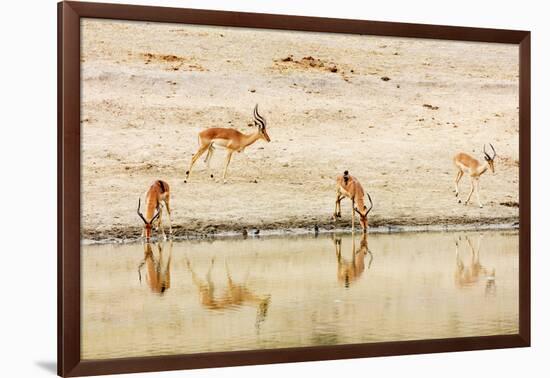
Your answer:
[58,1,531,376]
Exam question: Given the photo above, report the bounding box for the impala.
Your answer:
[137,180,173,240]
[184,104,271,183]
[138,241,172,295]
[454,236,495,293]
[333,233,373,288]
[333,170,373,233]
[186,257,271,327]
[453,144,496,208]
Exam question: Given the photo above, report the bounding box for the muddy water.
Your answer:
[81,230,518,360]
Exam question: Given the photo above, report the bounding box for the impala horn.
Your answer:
[365,193,373,215]
[137,198,148,224]
[253,104,266,129]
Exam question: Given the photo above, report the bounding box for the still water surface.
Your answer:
[81,230,518,359]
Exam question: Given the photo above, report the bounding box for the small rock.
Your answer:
[381,76,391,81]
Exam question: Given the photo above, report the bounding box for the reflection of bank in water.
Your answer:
[138,240,172,295]
[186,257,271,329]
[333,232,373,288]
[455,235,496,295]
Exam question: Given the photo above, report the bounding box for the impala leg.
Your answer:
[474,178,483,208]
[334,236,342,260]
[455,240,464,271]
[185,258,203,288]
[158,208,167,241]
[224,260,234,289]
[206,257,216,291]
[351,199,355,231]
[455,170,464,202]
[222,151,234,183]
[185,145,209,182]
[464,177,475,205]
[164,197,173,236]
[204,144,215,179]
[334,193,343,219]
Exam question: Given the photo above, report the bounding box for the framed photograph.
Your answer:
[58,1,530,376]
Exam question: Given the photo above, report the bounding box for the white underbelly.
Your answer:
[456,162,470,173]
[211,139,229,148]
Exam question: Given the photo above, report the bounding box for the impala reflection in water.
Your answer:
[81,230,518,360]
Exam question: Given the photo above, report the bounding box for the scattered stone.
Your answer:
[500,201,519,208]
[423,104,439,110]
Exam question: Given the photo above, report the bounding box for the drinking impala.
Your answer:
[333,233,373,288]
[138,241,172,295]
[137,180,173,240]
[453,144,496,208]
[184,104,270,183]
[333,170,373,233]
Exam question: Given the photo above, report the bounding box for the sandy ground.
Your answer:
[81,19,519,241]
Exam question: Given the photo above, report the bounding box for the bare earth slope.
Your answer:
[81,20,519,240]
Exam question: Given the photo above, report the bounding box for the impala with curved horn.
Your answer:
[333,170,373,233]
[138,241,172,295]
[184,104,271,183]
[453,144,496,208]
[137,180,173,240]
[333,233,373,288]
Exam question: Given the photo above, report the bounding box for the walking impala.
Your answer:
[453,144,496,208]
[454,236,495,293]
[137,180,173,241]
[184,104,271,183]
[333,171,373,233]
[185,257,271,328]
